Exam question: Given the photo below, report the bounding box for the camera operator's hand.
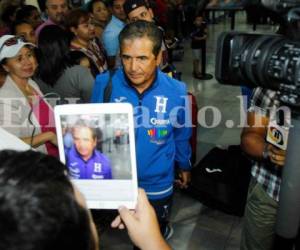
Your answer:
[268,144,286,167]
[111,189,171,250]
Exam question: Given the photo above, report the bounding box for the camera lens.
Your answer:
[216,31,300,93]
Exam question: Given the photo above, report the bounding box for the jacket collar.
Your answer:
[120,67,159,94]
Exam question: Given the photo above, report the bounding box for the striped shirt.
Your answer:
[248,87,283,202]
[70,38,107,77]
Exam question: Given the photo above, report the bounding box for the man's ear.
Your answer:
[149,8,154,19]
[156,50,162,66]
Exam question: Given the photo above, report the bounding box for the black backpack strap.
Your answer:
[103,70,114,103]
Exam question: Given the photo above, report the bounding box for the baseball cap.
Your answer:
[0,35,35,62]
[123,0,149,16]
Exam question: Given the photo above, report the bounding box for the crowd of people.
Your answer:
[0,0,195,248]
[0,0,292,249]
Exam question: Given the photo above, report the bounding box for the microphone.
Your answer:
[266,108,290,150]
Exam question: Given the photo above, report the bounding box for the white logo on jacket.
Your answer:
[154,96,168,113]
[94,163,102,173]
[114,96,127,102]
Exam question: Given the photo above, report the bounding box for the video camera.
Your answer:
[215,0,300,110]
[215,1,300,247]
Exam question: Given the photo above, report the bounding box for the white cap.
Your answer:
[0,35,35,62]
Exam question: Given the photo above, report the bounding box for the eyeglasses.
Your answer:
[0,36,25,53]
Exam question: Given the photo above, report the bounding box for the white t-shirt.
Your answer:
[0,127,31,151]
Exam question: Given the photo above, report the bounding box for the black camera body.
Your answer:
[215,1,300,110]
[215,1,300,244]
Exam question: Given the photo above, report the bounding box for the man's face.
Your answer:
[112,0,126,21]
[73,127,96,161]
[121,37,161,92]
[128,6,154,23]
[46,0,68,25]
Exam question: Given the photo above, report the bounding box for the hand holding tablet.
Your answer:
[55,103,138,209]
[111,189,171,250]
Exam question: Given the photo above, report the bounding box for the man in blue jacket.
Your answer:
[67,120,112,180]
[91,21,191,239]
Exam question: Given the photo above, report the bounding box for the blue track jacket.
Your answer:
[91,68,192,199]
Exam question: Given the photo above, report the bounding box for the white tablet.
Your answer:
[54,103,138,209]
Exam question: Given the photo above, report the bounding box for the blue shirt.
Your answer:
[102,15,125,57]
[67,145,112,180]
[91,68,192,199]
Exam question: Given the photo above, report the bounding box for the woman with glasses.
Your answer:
[0,35,58,156]
[65,8,108,78]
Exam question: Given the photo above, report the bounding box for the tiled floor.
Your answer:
[98,12,277,250]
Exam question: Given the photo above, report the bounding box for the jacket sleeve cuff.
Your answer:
[178,160,192,171]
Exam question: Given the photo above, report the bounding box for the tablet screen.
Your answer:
[55,103,138,209]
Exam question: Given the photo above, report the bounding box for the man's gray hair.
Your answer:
[119,20,163,57]
[73,119,97,140]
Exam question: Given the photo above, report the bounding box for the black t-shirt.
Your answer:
[190,22,207,49]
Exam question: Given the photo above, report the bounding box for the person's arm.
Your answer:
[241,111,269,160]
[200,32,208,40]
[241,111,286,166]
[176,170,191,188]
[175,92,192,188]
[111,189,171,250]
[0,98,57,148]
[102,29,119,70]
[174,92,192,189]
[194,36,207,40]
[74,66,95,103]
[21,131,57,148]
[195,27,208,40]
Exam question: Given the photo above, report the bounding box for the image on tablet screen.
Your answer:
[61,113,132,180]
